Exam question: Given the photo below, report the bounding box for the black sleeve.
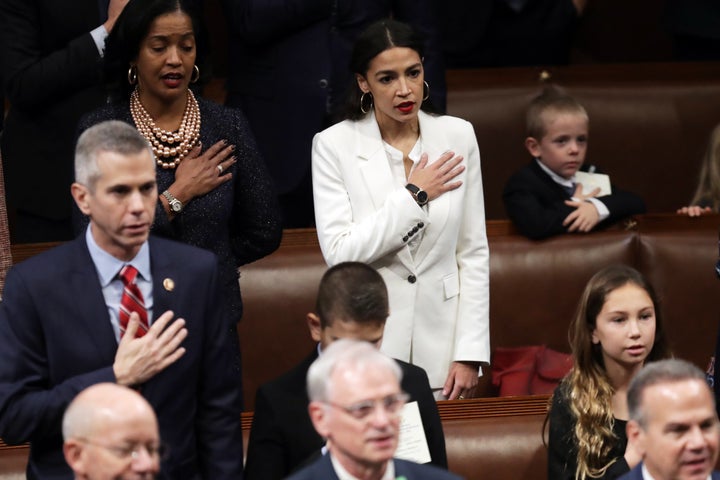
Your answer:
[244,386,289,480]
[503,169,575,239]
[548,385,630,480]
[548,387,579,480]
[226,107,283,266]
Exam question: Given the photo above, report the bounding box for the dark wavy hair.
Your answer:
[343,19,440,121]
[103,0,207,102]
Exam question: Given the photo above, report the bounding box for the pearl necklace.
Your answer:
[130,87,201,169]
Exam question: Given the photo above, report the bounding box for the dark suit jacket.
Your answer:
[0,0,106,223]
[436,0,579,68]
[221,0,446,197]
[244,349,447,479]
[503,161,646,240]
[666,0,720,39]
[0,235,244,480]
[285,452,462,480]
[617,462,720,480]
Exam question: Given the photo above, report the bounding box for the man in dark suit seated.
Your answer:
[244,261,447,479]
[62,383,161,479]
[286,339,460,480]
[619,359,720,480]
[0,121,244,480]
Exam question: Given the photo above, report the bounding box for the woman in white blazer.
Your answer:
[312,19,489,399]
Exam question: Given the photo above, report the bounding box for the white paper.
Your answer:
[575,171,612,196]
[394,401,431,464]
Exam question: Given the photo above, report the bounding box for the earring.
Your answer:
[360,91,373,114]
[191,65,200,83]
[127,65,138,85]
[423,81,430,102]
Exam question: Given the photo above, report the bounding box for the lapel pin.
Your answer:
[163,278,175,292]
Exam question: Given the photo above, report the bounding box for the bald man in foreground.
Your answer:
[62,383,160,480]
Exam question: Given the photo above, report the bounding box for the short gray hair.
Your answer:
[75,120,153,191]
[307,339,402,403]
[628,359,713,427]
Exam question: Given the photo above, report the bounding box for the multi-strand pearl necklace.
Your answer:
[130,87,201,169]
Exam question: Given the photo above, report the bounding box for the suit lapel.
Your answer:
[355,114,415,271]
[148,237,175,319]
[530,160,570,200]
[319,453,341,479]
[68,237,119,364]
[413,112,451,265]
[356,114,397,212]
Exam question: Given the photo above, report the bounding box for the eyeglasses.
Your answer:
[325,392,410,421]
[77,438,168,462]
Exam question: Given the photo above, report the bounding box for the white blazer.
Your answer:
[312,111,490,388]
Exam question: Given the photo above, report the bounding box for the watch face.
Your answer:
[416,190,429,205]
[170,201,182,212]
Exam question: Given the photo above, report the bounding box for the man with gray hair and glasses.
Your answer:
[63,383,161,479]
[620,359,720,480]
[287,339,461,480]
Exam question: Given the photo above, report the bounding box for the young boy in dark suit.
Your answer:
[503,86,645,240]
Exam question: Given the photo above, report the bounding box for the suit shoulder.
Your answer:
[258,352,315,397]
[198,97,240,121]
[10,240,82,276]
[395,458,462,479]
[396,358,431,382]
[315,119,354,142]
[504,162,551,189]
[421,112,474,138]
[429,112,472,129]
[79,103,130,132]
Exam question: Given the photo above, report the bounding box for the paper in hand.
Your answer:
[575,171,612,196]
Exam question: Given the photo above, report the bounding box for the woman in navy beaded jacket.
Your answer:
[79,0,282,330]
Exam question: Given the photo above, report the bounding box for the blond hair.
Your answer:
[690,123,720,211]
[526,85,588,140]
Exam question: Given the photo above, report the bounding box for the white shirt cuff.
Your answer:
[90,25,109,57]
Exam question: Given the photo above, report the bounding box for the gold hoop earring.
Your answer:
[191,65,200,83]
[360,91,373,114]
[423,81,430,102]
[127,65,138,85]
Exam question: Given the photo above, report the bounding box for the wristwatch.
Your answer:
[162,190,184,213]
[405,183,429,206]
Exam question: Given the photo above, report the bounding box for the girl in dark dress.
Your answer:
[547,265,671,480]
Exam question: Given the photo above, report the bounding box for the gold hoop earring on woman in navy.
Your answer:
[191,65,200,84]
[360,91,373,114]
[127,65,138,85]
[423,81,430,101]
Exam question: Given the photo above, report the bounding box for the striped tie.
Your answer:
[119,265,148,338]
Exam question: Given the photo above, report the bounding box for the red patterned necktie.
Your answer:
[118,265,148,338]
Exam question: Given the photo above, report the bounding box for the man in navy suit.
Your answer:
[619,359,720,480]
[62,383,161,479]
[0,0,129,242]
[0,121,244,480]
[243,262,447,479]
[286,339,461,480]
